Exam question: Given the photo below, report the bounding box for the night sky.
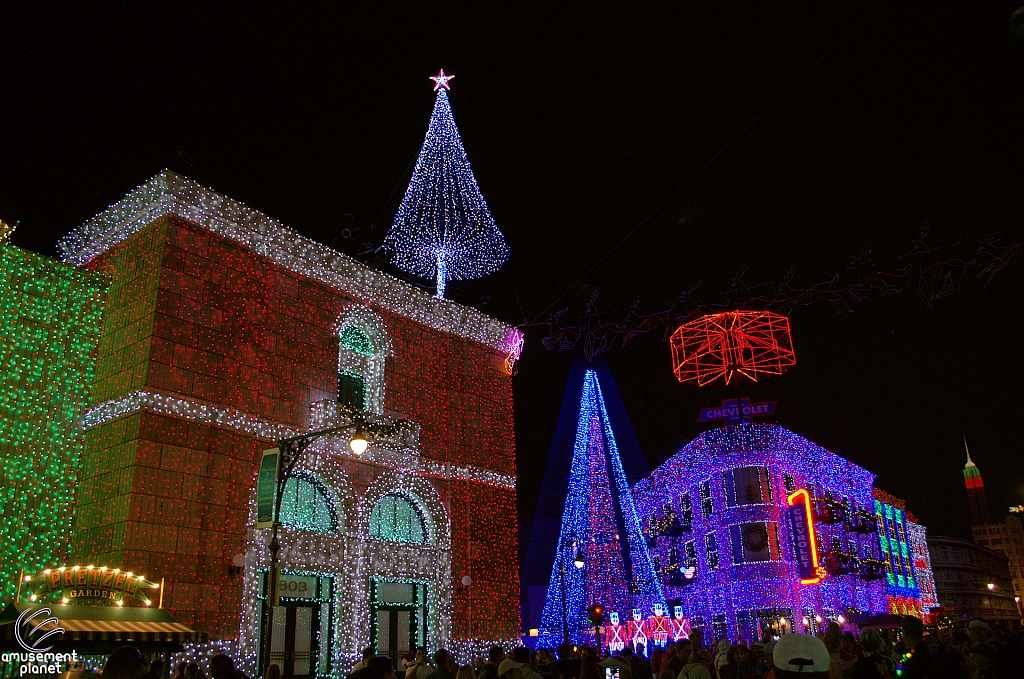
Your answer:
[2,3,1022,541]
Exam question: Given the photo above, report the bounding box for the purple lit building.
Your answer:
[632,424,891,643]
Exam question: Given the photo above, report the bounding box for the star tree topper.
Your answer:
[385,66,508,298]
[430,69,454,90]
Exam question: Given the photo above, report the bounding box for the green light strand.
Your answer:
[0,243,107,600]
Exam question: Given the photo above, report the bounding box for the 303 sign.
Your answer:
[277,575,317,600]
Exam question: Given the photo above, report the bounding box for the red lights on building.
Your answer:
[55,173,523,666]
[670,311,796,386]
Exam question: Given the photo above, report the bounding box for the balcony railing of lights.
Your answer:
[309,399,421,455]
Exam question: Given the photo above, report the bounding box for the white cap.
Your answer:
[498,659,524,676]
[773,633,831,673]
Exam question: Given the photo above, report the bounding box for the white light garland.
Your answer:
[82,389,516,490]
[57,171,523,355]
[171,640,242,677]
[447,638,523,665]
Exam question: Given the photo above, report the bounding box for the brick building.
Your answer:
[0,223,107,600]
[59,172,522,675]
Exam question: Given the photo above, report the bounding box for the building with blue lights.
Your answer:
[631,424,907,643]
[525,360,933,649]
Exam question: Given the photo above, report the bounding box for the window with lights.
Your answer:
[700,481,714,518]
[335,307,391,415]
[279,475,339,533]
[729,522,781,564]
[370,493,428,544]
[724,466,773,507]
[679,494,693,531]
[705,532,720,570]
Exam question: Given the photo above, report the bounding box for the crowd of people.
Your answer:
[345,617,1021,679]
[88,648,251,679]
[82,616,1020,679]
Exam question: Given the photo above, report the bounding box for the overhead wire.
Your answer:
[528,0,890,326]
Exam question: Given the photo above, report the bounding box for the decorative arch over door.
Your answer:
[344,472,452,663]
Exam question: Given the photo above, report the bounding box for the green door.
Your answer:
[269,601,320,679]
[370,580,428,670]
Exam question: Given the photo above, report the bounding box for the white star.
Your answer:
[429,69,454,91]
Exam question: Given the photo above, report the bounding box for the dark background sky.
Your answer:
[2,3,1022,541]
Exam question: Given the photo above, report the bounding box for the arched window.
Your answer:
[370,493,427,544]
[335,307,391,415]
[340,326,373,355]
[280,475,338,533]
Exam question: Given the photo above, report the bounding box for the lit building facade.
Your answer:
[58,172,523,675]
[0,226,107,601]
[972,514,1024,613]
[906,519,939,615]
[927,536,1018,624]
[871,489,925,617]
[632,425,895,644]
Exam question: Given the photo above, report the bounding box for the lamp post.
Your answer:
[259,409,407,676]
[558,534,585,645]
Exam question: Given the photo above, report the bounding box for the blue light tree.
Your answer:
[384,69,509,298]
[538,368,665,647]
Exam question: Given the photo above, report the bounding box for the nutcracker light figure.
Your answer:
[671,606,691,642]
[606,611,627,652]
[648,603,670,648]
[629,608,649,655]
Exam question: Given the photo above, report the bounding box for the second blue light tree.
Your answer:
[538,366,666,648]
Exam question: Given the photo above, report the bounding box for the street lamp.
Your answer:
[349,427,368,456]
[260,409,408,676]
[559,534,585,644]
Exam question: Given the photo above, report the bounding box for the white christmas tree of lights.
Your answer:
[384,69,509,298]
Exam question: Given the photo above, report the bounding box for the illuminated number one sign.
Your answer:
[785,489,825,584]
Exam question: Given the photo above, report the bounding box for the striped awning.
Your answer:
[0,603,207,648]
[28,616,204,643]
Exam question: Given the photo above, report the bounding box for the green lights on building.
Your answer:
[875,499,917,590]
[0,234,107,599]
